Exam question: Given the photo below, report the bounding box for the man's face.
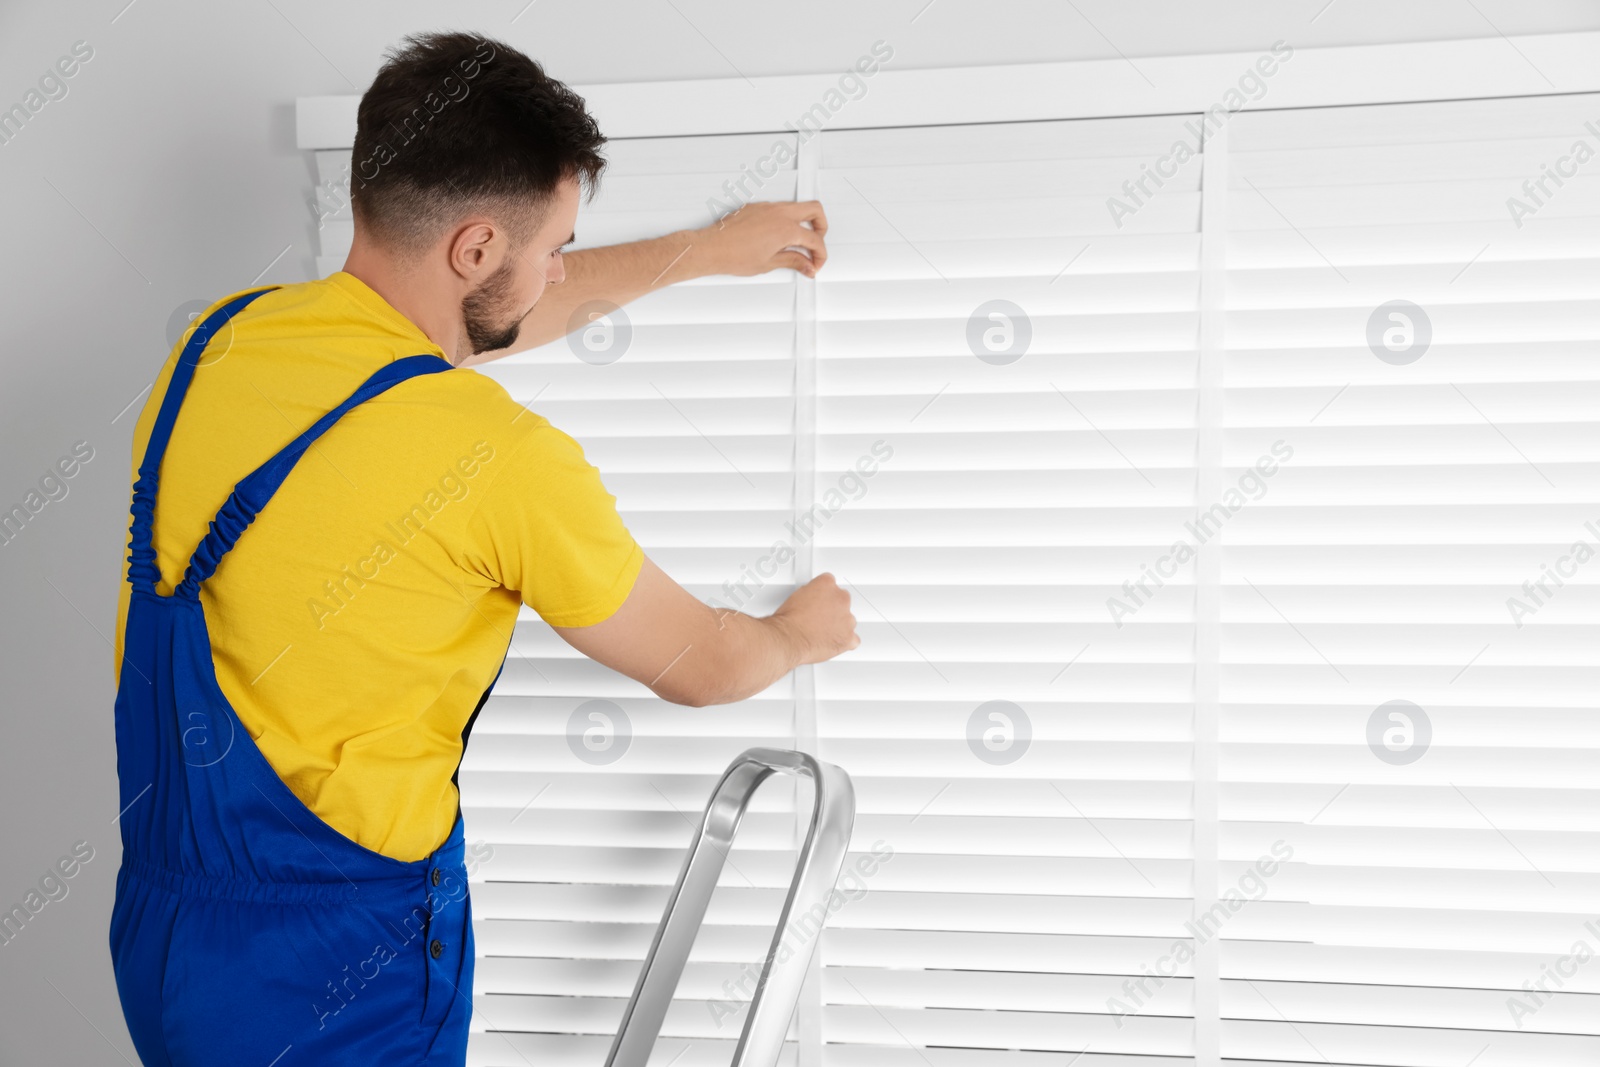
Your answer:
[461,176,580,355]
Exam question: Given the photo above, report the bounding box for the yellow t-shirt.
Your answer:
[115,272,643,860]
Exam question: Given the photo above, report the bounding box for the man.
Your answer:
[109,31,856,1065]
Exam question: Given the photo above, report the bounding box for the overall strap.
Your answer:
[173,354,452,600]
[127,289,277,592]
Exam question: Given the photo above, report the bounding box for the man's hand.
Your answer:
[770,573,859,665]
[692,200,829,280]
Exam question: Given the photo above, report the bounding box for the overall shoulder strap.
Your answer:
[173,354,452,600]
[126,289,277,592]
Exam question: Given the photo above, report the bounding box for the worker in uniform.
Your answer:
[109,31,857,1065]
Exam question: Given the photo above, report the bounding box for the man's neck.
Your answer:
[342,240,467,364]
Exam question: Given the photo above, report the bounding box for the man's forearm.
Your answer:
[663,608,806,707]
[476,231,706,360]
[555,561,856,708]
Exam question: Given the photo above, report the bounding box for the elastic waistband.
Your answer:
[119,856,437,905]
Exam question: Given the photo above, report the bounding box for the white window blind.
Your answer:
[1219,93,1600,1067]
[298,87,1600,1067]
[463,134,809,1066]
[809,116,1208,1064]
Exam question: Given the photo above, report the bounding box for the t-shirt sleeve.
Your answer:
[462,421,643,628]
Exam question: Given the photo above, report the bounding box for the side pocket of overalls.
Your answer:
[109,867,179,1065]
[420,866,473,1030]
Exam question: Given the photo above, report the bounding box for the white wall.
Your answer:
[2,0,1597,1061]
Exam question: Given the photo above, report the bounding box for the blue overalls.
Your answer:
[110,289,478,1065]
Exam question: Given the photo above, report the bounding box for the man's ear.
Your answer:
[446,219,500,282]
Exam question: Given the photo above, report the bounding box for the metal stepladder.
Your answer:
[605,748,856,1067]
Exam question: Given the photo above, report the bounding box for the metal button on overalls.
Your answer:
[107,289,491,1067]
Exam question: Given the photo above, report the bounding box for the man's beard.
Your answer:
[461,257,526,355]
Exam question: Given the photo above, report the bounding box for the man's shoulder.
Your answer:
[196,279,319,326]
[404,368,589,485]
[424,364,541,429]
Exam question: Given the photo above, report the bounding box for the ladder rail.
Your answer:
[605,747,856,1067]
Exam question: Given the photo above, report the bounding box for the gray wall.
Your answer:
[2,0,1596,1060]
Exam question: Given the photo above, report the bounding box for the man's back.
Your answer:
[101,34,851,1065]
[115,272,642,860]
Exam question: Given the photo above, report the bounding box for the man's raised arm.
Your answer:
[460,200,829,366]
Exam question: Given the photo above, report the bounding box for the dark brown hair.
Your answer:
[350,31,606,250]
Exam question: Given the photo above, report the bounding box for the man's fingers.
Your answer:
[704,200,830,277]
[784,224,827,264]
[793,223,828,273]
[769,249,816,278]
[793,202,829,271]
[793,200,829,233]
[792,199,829,237]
